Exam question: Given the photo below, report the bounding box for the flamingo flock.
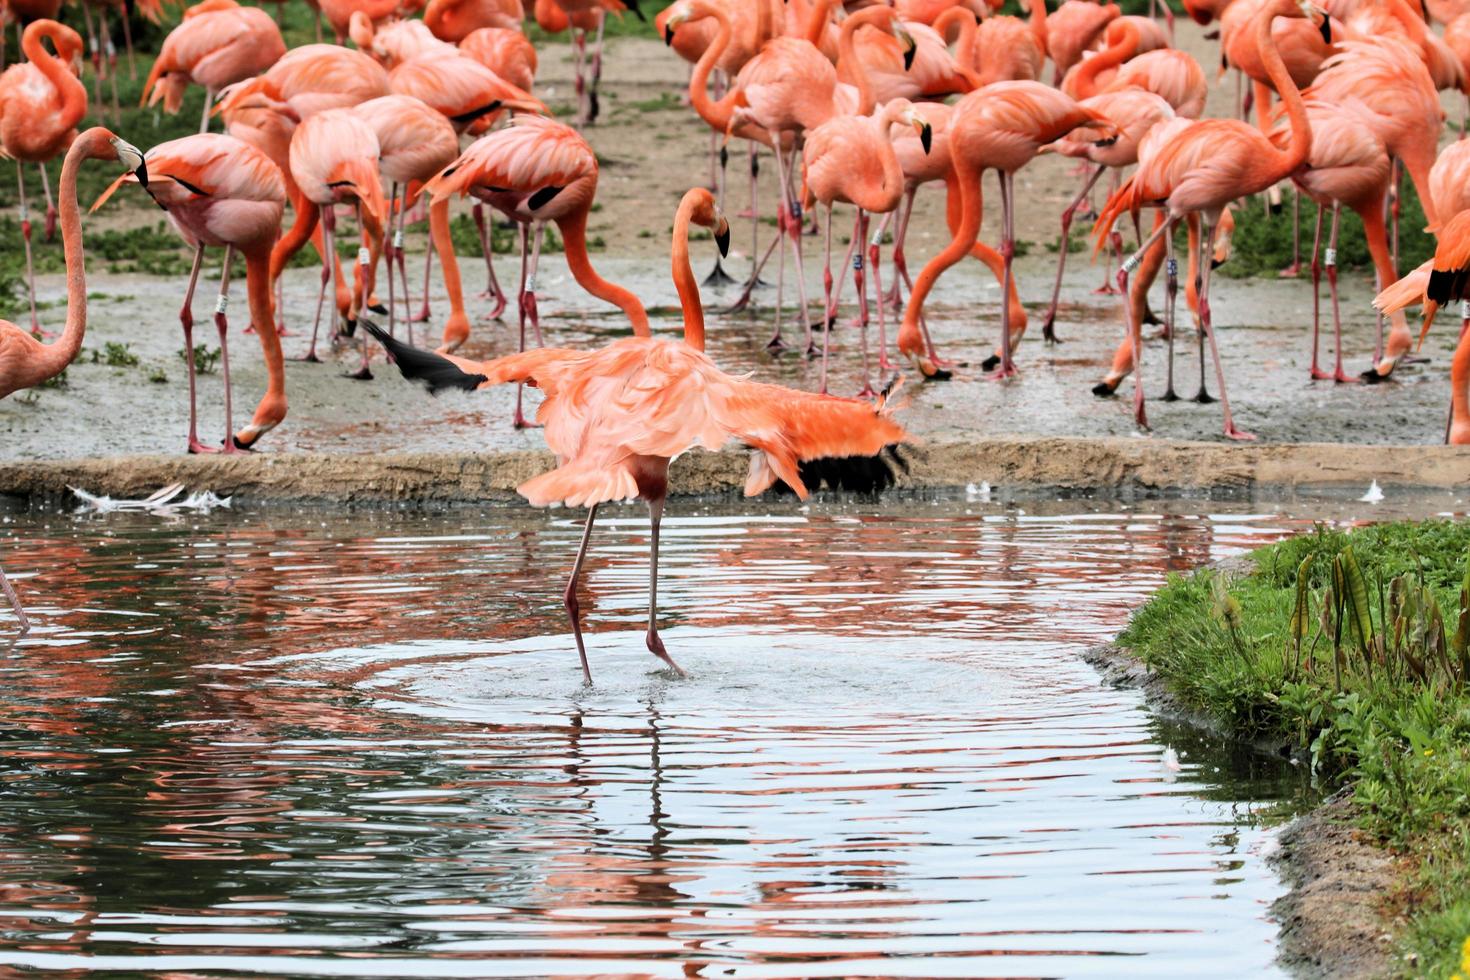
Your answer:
[4,0,1470,677]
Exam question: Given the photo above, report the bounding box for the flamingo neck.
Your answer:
[1075,21,1136,98]
[933,7,982,88]
[236,249,286,444]
[1253,5,1311,181]
[557,210,651,335]
[26,25,87,131]
[1028,0,1049,55]
[803,0,838,46]
[838,7,893,117]
[34,129,97,381]
[687,4,739,134]
[671,196,705,351]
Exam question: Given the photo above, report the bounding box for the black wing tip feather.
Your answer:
[774,444,909,497]
[359,318,488,395]
[1427,266,1470,306]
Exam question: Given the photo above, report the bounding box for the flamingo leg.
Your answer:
[704,142,736,286]
[1325,202,1356,385]
[199,87,214,134]
[473,202,507,319]
[346,203,375,381]
[587,12,606,124]
[887,185,916,310]
[385,183,399,339]
[1159,215,1179,403]
[819,203,835,393]
[1043,164,1104,344]
[1197,217,1254,440]
[565,504,599,686]
[302,205,330,363]
[97,6,119,119]
[37,163,55,242]
[0,562,27,637]
[214,245,244,452]
[772,144,814,356]
[413,235,433,323]
[853,209,876,398]
[992,170,1019,380]
[81,2,104,116]
[824,217,860,327]
[1308,203,1329,380]
[15,162,39,337]
[644,497,685,678]
[572,27,587,126]
[120,3,135,80]
[396,202,413,323]
[868,211,892,374]
[1191,220,1214,404]
[180,244,216,454]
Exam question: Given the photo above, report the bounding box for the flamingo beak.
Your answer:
[111,137,147,187]
[664,7,686,45]
[897,26,917,71]
[913,115,932,154]
[714,213,730,257]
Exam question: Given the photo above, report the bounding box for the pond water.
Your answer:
[0,494,1444,977]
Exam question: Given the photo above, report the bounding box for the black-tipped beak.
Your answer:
[625,0,644,21]
[715,221,730,257]
[920,122,932,155]
[664,23,674,45]
[1319,15,1331,42]
[902,43,916,71]
[135,159,148,189]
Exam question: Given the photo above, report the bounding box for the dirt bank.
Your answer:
[2,437,1470,505]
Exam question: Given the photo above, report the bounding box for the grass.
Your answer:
[1119,520,1470,976]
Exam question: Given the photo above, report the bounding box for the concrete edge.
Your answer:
[2,437,1468,504]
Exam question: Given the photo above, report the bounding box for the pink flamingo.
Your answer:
[93,133,289,451]
[1092,0,1322,439]
[0,126,144,635]
[141,0,285,132]
[0,19,85,332]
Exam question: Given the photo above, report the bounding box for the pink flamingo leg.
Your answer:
[1158,216,1181,402]
[179,244,218,454]
[644,497,685,677]
[15,163,41,337]
[473,202,508,319]
[771,144,814,355]
[1042,165,1104,343]
[883,187,915,312]
[412,237,434,324]
[199,87,214,134]
[853,210,876,398]
[37,163,55,242]
[97,7,119,119]
[214,245,246,452]
[1324,203,1357,385]
[868,215,893,374]
[299,205,329,363]
[384,184,399,339]
[587,12,606,124]
[346,203,374,381]
[572,28,587,126]
[823,219,860,327]
[565,504,599,686]
[80,2,104,117]
[990,170,1019,380]
[1197,217,1255,440]
[819,204,835,393]
[0,562,28,637]
[1307,204,1330,381]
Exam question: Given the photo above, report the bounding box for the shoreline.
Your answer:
[3,437,1470,505]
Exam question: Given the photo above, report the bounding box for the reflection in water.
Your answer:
[0,496,1419,976]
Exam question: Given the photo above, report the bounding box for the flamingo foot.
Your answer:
[1334,369,1360,385]
[481,293,508,321]
[345,366,373,381]
[1157,387,1181,402]
[294,351,322,363]
[876,355,895,373]
[702,259,738,287]
[1042,319,1060,344]
[1092,380,1118,398]
[1361,365,1393,384]
[1091,283,1121,295]
[1279,263,1301,278]
[1309,366,1334,381]
[1224,424,1258,441]
[1193,389,1216,404]
[188,439,222,455]
[855,383,877,398]
[512,411,542,429]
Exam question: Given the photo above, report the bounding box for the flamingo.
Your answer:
[141,0,285,132]
[1274,100,1402,383]
[317,0,399,45]
[1092,0,1323,440]
[353,94,465,351]
[424,0,522,39]
[0,126,146,636]
[804,98,931,395]
[0,19,85,333]
[458,26,538,92]
[1060,17,1171,100]
[964,0,1049,85]
[1046,0,1120,84]
[349,12,454,68]
[363,187,909,686]
[424,115,650,425]
[897,81,1110,379]
[534,0,643,126]
[92,133,289,452]
[286,107,387,371]
[1373,208,1470,442]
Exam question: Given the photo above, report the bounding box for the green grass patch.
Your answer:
[1119,520,1470,975]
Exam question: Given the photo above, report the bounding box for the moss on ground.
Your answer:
[1119,520,1470,976]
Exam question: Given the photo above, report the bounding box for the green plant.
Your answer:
[180,344,221,375]
[147,366,169,385]
[92,341,140,368]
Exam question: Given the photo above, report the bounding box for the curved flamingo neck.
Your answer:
[25,24,86,130]
[671,195,704,350]
[1074,20,1136,98]
[556,209,651,335]
[237,248,285,443]
[933,7,982,87]
[869,104,909,207]
[1027,0,1049,54]
[34,128,99,381]
[1253,3,1311,181]
[837,7,894,117]
[803,0,838,46]
[686,4,738,134]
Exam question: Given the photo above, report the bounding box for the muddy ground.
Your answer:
[1,22,1466,467]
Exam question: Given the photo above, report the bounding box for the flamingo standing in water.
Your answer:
[141,0,286,133]
[0,19,85,333]
[1092,0,1324,440]
[425,114,649,425]
[0,126,146,636]
[93,133,289,452]
[365,187,908,686]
